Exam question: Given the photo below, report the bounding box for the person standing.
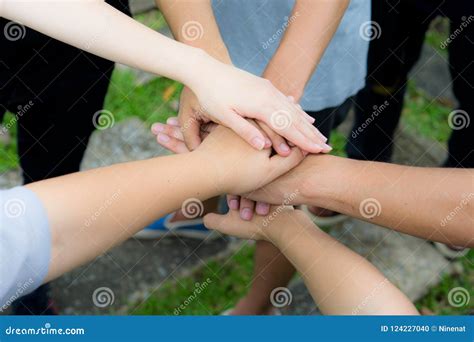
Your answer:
[345,0,473,258]
[0,0,132,314]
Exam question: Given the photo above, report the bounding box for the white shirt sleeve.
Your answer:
[0,186,51,311]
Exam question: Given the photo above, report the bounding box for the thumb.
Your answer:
[223,112,267,150]
[203,213,228,233]
[179,112,202,151]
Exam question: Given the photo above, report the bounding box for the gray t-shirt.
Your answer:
[0,187,50,310]
[212,0,370,111]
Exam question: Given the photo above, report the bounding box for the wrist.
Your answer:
[186,150,223,198]
[178,47,213,89]
[268,209,318,247]
[263,60,305,100]
[300,155,354,213]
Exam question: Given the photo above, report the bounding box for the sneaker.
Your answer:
[134,214,220,240]
[433,242,469,260]
[301,205,348,227]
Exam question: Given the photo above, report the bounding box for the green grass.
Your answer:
[402,81,453,143]
[104,69,182,125]
[0,112,19,172]
[416,250,473,315]
[424,17,449,55]
[131,243,256,315]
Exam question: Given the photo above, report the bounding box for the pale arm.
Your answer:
[1,0,202,86]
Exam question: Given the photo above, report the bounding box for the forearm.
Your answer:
[26,152,217,282]
[303,155,474,247]
[0,0,207,87]
[263,0,349,99]
[274,217,418,315]
[156,0,232,64]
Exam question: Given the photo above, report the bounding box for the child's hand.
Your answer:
[203,207,313,243]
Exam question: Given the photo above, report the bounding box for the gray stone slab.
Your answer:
[410,44,456,107]
[55,235,230,315]
[81,117,166,170]
[130,0,156,15]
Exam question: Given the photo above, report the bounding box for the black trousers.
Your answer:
[346,0,474,167]
[307,98,353,140]
[0,0,130,314]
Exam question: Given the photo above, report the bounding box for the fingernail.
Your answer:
[313,143,323,151]
[229,199,239,210]
[251,137,265,150]
[265,138,272,148]
[151,123,164,133]
[241,208,252,221]
[323,143,332,151]
[279,143,290,152]
[256,202,270,215]
[167,117,179,126]
[157,133,170,143]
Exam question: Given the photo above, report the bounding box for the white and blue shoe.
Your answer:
[134,214,221,240]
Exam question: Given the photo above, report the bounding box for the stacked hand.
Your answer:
[152,118,310,219]
[180,58,331,154]
[192,124,305,195]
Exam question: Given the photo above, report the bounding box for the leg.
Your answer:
[346,0,432,161]
[444,5,474,168]
[231,240,296,315]
[10,37,115,315]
